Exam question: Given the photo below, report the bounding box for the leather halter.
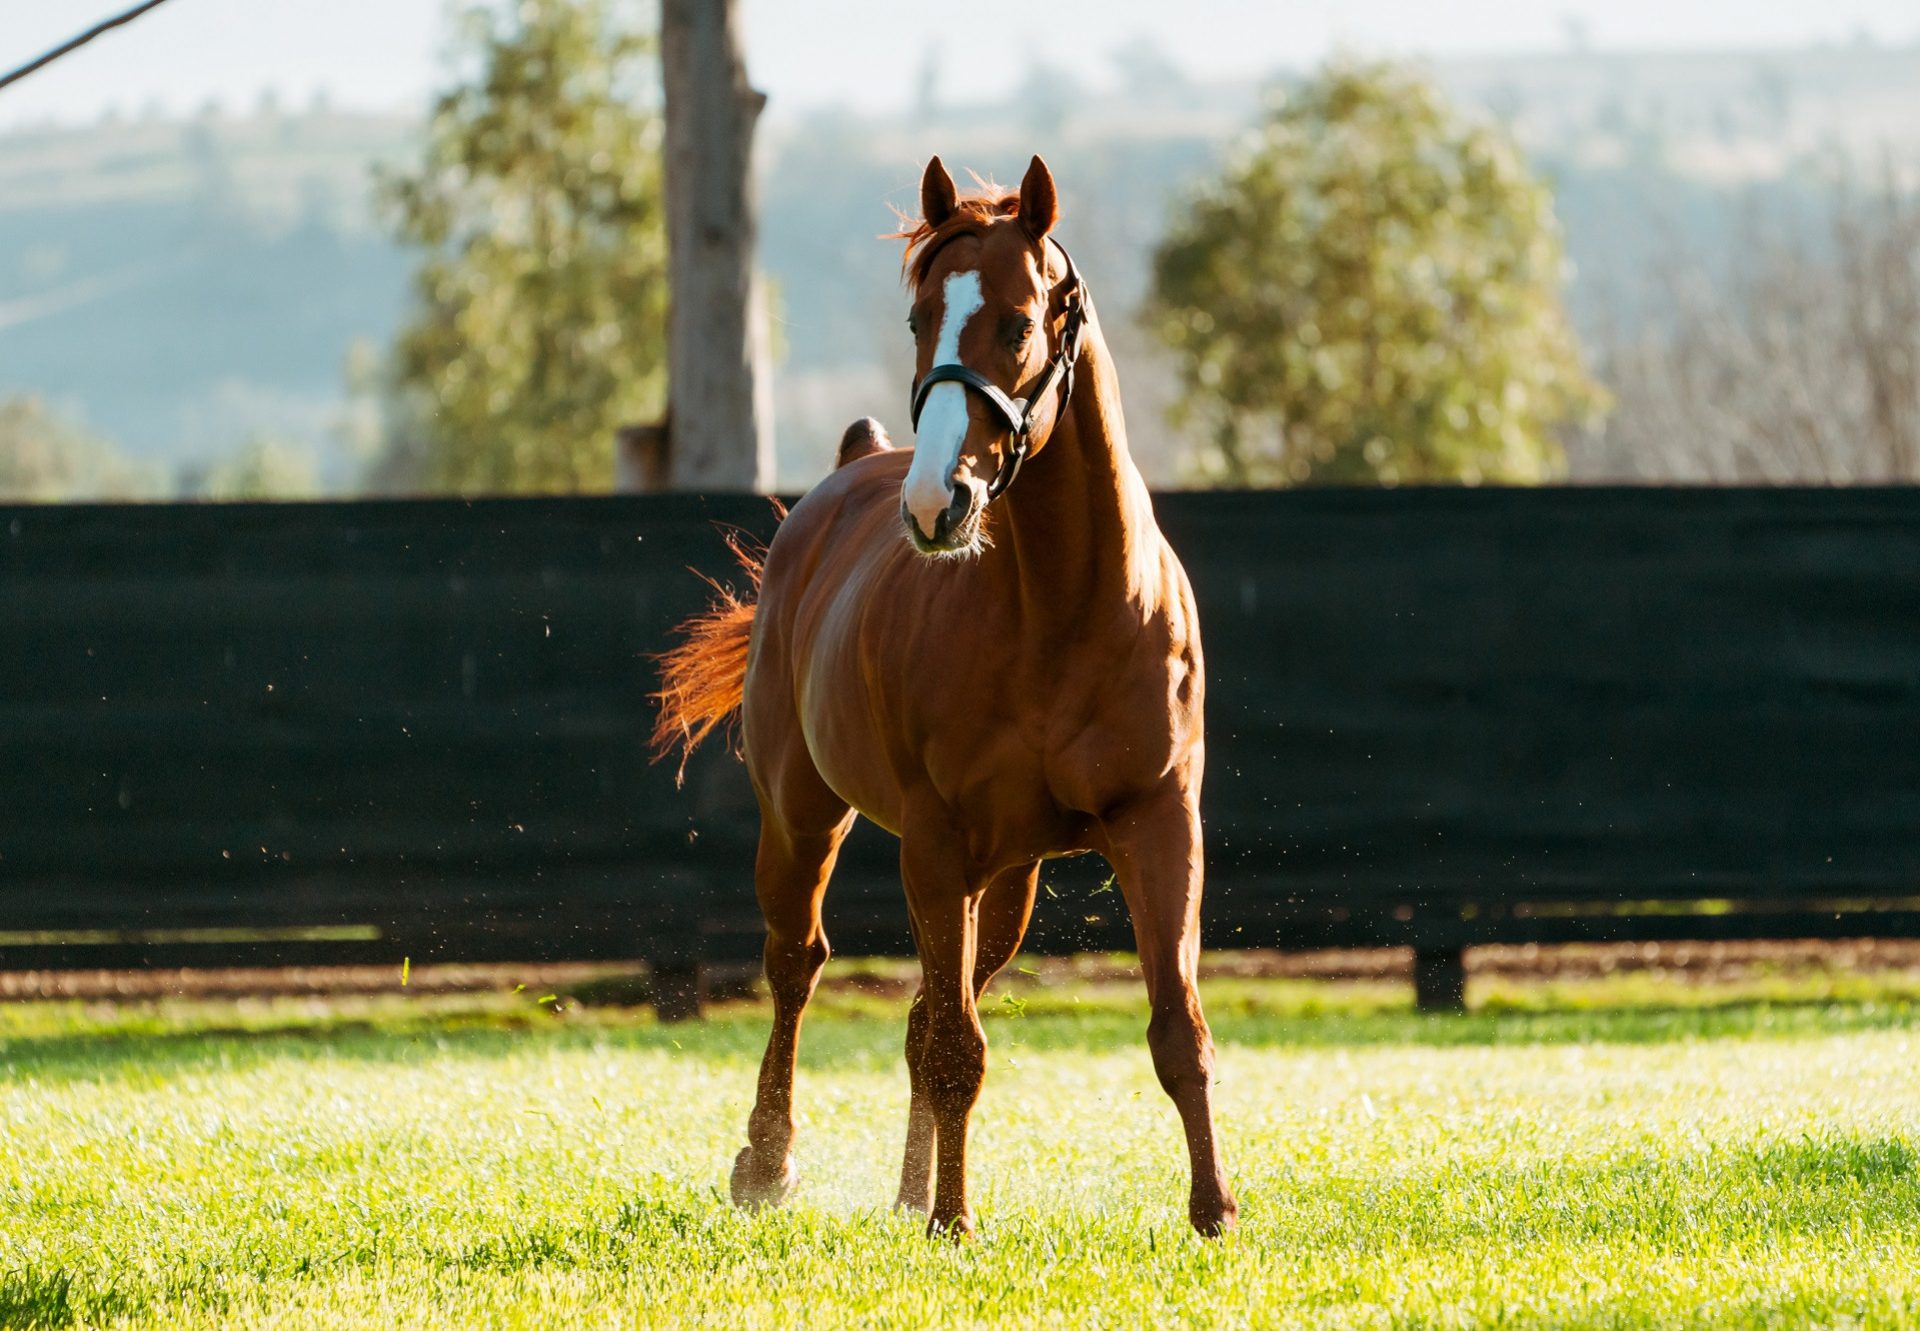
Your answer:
[907,241,1090,503]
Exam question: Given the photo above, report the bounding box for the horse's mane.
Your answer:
[889,177,1021,286]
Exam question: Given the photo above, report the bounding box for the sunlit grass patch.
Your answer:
[3,970,1919,1328]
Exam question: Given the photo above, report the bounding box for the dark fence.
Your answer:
[3,488,1917,1010]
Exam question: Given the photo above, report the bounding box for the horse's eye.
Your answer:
[1009,318,1034,347]
[906,312,919,337]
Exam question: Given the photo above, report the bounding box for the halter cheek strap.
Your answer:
[907,242,1090,503]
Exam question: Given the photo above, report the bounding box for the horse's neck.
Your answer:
[997,313,1163,624]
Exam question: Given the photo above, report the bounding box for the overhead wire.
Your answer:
[0,0,180,96]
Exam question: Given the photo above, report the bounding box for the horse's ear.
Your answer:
[921,156,958,228]
[1019,155,1058,242]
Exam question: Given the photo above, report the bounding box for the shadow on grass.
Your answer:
[4,985,1920,1086]
[0,1263,137,1331]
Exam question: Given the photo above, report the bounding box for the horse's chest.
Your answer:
[799,653,1068,846]
[791,556,1185,855]
[807,691,1060,836]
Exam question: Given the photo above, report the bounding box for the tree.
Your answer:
[377,0,667,495]
[0,396,164,502]
[1144,60,1606,486]
[660,0,774,491]
[182,437,321,500]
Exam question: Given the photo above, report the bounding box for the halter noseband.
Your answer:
[906,241,1090,503]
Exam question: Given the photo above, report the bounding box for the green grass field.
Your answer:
[6,967,1920,1329]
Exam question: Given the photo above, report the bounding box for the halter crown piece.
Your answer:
[907,241,1091,503]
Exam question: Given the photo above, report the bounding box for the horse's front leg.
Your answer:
[896,861,1038,1215]
[1102,782,1239,1236]
[899,828,990,1238]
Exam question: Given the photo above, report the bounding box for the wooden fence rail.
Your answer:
[3,488,1916,1012]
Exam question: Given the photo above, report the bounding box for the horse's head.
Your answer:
[897,154,1084,557]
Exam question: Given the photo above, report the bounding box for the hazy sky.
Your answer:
[4,0,1919,130]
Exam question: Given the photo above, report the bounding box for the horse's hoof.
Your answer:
[891,1195,930,1219]
[926,1210,976,1242]
[1190,1195,1239,1238]
[729,1146,798,1210]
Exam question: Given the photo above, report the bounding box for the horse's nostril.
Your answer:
[903,488,969,548]
[904,486,956,543]
[902,504,943,546]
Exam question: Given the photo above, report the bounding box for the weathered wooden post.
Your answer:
[1413,947,1467,1013]
[650,878,707,1021]
[614,420,672,492]
[659,0,774,492]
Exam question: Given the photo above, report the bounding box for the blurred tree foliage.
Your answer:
[185,437,321,501]
[1145,61,1606,486]
[377,0,666,494]
[0,396,165,502]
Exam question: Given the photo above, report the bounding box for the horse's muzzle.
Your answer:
[902,483,983,555]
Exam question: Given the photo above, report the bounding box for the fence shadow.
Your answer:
[5,986,1918,1085]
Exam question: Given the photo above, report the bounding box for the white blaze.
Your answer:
[904,269,984,537]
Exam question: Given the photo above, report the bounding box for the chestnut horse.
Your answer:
[653,156,1237,1238]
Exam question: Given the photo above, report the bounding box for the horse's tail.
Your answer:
[649,513,780,785]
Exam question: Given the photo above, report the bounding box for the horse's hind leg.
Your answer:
[1102,784,1239,1237]
[896,861,1038,1214]
[730,790,853,1210]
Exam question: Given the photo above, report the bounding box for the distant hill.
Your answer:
[0,111,413,487]
[2,41,1915,490]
